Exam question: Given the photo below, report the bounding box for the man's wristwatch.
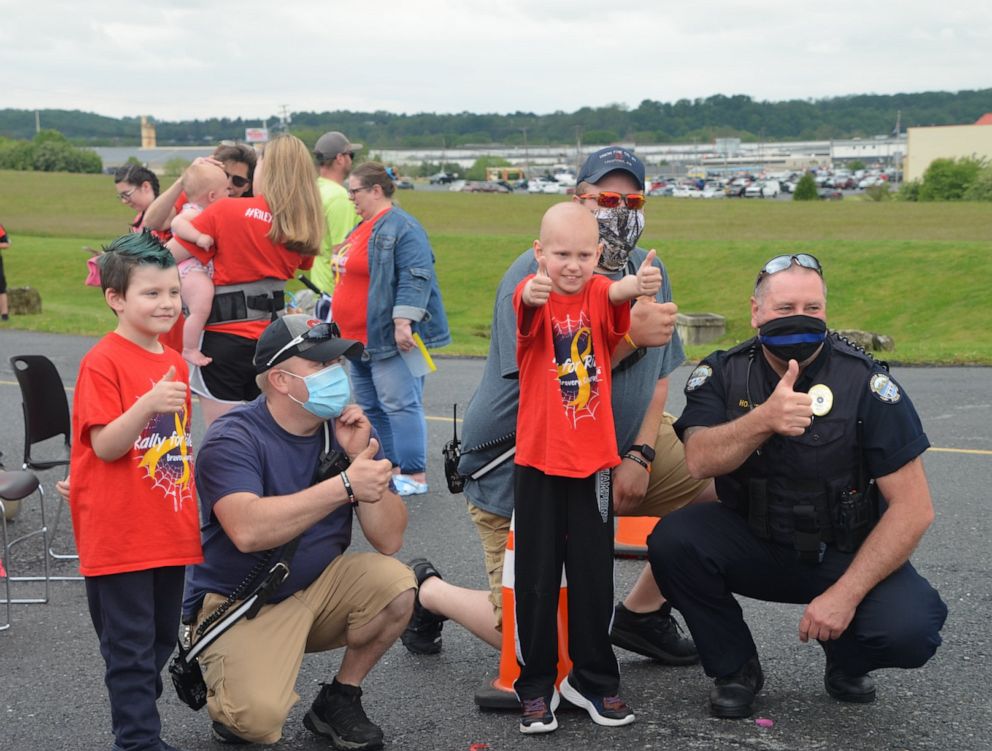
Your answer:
[626,443,656,462]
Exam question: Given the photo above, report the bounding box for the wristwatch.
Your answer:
[627,443,656,462]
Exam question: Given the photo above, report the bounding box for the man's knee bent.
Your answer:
[210,687,293,744]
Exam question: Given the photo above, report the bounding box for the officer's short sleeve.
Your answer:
[673,352,728,441]
[859,369,930,478]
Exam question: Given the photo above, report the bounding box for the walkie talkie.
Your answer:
[442,403,465,494]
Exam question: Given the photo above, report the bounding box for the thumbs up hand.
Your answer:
[635,249,662,296]
[143,365,187,414]
[764,359,813,436]
[523,256,553,307]
[345,438,393,504]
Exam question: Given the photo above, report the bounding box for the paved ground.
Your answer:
[1,329,990,751]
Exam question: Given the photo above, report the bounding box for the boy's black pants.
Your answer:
[513,465,619,701]
[85,566,185,751]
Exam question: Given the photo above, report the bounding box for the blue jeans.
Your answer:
[349,355,427,474]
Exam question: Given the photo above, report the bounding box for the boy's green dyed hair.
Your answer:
[98,231,176,295]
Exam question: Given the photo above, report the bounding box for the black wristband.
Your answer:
[623,452,651,472]
[340,471,357,507]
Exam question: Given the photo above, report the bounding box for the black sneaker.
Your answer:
[559,674,635,727]
[400,558,446,655]
[210,721,250,745]
[610,602,699,665]
[303,680,384,751]
[519,690,560,734]
[709,654,764,718]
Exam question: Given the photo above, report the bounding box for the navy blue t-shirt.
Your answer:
[183,396,379,617]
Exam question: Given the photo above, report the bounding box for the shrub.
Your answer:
[897,180,921,202]
[864,183,892,202]
[792,172,818,201]
[918,157,984,201]
[164,157,190,177]
[963,166,992,201]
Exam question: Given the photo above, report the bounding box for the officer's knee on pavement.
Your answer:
[217,694,290,744]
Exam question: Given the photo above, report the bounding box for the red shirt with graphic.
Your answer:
[513,274,630,477]
[330,208,390,343]
[70,332,203,576]
[176,196,314,339]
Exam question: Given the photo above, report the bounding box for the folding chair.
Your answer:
[0,469,50,631]
[9,355,75,563]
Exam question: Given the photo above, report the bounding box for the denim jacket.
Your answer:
[362,206,451,360]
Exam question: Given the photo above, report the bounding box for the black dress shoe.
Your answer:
[824,661,876,703]
[709,655,764,718]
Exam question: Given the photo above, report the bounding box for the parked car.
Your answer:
[701,184,725,199]
[761,180,781,198]
[461,180,510,193]
[394,179,415,190]
[429,172,457,184]
[648,184,674,197]
[818,188,843,201]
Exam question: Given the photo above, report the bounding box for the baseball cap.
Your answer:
[254,315,363,373]
[314,131,363,162]
[576,147,645,191]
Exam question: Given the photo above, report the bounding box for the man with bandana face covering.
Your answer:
[649,256,947,719]
[401,147,717,678]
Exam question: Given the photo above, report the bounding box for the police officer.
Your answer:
[648,253,947,718]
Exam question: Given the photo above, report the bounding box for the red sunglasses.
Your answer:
[576,191,646,210]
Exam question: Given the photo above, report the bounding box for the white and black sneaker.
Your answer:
[519,690,560,734]
[559,674,635,727]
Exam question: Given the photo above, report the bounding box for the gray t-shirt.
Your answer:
[458,246,685,518]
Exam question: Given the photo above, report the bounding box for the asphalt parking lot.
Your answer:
[1,328,990,751]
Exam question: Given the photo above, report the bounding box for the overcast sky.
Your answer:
[2,1,990,123]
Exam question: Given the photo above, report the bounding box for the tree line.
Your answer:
[2,89,991,148]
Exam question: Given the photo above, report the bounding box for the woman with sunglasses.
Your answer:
[167,134,324,425]
[140,143,257,233]
[334,161,450,496]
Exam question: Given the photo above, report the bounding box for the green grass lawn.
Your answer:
[2,170,990,363]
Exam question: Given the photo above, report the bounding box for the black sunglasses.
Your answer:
[755,254,822,288]
[225,172,250,189]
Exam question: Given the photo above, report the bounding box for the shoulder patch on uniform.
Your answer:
[869,373,901,403]
[685,364,713,392]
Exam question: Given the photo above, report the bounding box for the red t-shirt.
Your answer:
[330,208,389,343]
[513,275,630,478]
[69,332,203,576]
[177,196,314,339]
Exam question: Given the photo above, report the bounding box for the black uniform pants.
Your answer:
[513,465,619,700]
[648,503,947,679]
[85,566,186,751]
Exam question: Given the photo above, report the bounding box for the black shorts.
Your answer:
[0,253,6,293]
[192,331,261,402]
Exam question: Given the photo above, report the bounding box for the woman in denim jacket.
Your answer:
[332,161,450,495]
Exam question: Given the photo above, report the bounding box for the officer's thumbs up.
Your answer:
[346,439,392,504]
[768,359,813,436]
[635,249,662,296]
[357,438,380,460]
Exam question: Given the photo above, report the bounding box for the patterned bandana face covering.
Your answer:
[595,207,645,272]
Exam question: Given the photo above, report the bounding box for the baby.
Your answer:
[170,162,228,366]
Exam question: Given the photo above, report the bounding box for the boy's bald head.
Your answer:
[539,202,599,246]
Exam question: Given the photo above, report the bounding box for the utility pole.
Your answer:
[278,105,291,133]
[575,126,582,175]
[35,110,40,134]
[521,127,529,176]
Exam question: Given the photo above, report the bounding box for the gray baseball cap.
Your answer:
[254,315,363,372]
[314,131,363,163]
[576,147,645,191]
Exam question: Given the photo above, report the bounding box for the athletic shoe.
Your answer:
[303,680,384,751]
[400,558,446,655]
[393,475,428,496]
[610,602,699,665]
[519,690,560,734]
[559,675,635,727]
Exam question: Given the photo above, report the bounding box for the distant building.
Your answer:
[905,115,992,181]
[140,116,157,148]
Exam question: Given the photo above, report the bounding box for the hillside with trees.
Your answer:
[1,89,990,148]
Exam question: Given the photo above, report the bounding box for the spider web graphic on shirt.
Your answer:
[551,310,600,429]
[136,406,196,512]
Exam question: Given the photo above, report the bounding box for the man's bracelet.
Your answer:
[622,452,652,472]
[340,471,358,507]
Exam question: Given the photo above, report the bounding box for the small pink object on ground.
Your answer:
[755,717,774,728]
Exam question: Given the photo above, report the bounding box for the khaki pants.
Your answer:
[467,413,708,631]
[193,551,415,743]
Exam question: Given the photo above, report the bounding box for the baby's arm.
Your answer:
[609,249,661,304]
[171,209,214,249]
[89,366,188,461]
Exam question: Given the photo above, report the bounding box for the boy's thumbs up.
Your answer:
[160,365,177,382]
[536,256,550,277]
[638,249,657,272]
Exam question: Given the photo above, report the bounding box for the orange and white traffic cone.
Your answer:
[474,514,572,709]
[613,515,659,558]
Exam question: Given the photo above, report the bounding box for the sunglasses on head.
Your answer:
[266,321,341,367]
[577,191,646,210]
[755,254,823,288]
[225,172,250,189]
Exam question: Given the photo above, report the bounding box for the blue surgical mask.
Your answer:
[280,363,351,419]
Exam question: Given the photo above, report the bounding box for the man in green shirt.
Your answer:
[311,131,362,295]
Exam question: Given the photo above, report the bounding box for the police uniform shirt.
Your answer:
[674,335,930,480]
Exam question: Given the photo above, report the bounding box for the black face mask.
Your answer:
[758,314,827,363]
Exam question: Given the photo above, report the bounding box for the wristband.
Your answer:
[340,471,357,507]
[623,452,651,473]
[624,333,637,349]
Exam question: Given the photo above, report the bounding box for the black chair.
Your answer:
[1,468,50,630]
[10,355,75,563]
